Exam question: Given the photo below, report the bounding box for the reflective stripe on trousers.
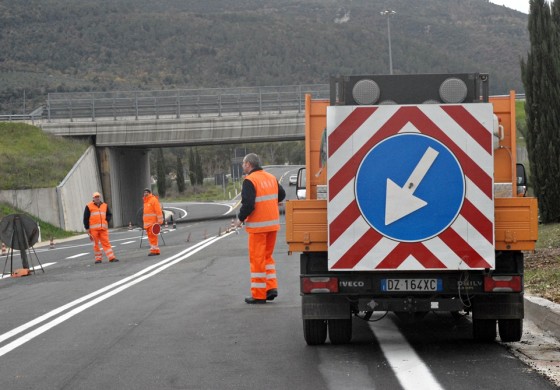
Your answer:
[248,230,278,299]
[90,229,115,261]
[146,227,160,254]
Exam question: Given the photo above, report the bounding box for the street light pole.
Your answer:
[380,9,396,74]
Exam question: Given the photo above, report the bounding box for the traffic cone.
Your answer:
[49,237,55,249]
[1,242,6,255]
[128,222,133,230]
[165,220,168,229]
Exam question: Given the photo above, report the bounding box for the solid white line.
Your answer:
[66,253,88,259]
[371,319,444,390]
[119,241,136,245]
[0,233,229,356]
[0,263,57,280]
[0,235,226,347]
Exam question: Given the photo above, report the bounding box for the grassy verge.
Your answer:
[525,223,560,304]
[0,122,89,190]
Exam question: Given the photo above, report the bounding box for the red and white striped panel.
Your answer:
[326,104,495,271]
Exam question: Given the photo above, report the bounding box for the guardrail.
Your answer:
[45,84,330,122]
[0,114,44,122]
[1,87,525,123]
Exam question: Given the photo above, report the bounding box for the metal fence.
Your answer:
[44,84,330,122]
[0,87,525,123]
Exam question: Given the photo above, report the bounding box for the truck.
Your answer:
[285,73,538,345]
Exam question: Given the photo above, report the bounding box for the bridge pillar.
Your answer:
[97,147,151,228]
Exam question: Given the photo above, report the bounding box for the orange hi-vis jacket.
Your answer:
[244,170,280,233]
[143,193,163,229]
[87,202,109,230]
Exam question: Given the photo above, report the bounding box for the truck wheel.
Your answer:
[498,319,523,342]
[472,318,496,341]
[328,319,352,344]
[303,319,327,345]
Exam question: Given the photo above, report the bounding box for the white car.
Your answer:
[289,175,297,186]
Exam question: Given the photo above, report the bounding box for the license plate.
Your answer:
[381,278,442,292]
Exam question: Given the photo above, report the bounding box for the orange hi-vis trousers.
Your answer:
[90,228,116,262]
[146,226,160,254]
[248,230,278,300]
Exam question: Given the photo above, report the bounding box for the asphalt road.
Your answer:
[0,167,558,389]
[0,214,558,389]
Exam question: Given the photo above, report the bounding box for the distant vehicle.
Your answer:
[289,175,297,186]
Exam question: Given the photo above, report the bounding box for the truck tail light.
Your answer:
[302,277,339,293]
[484,275,522,292]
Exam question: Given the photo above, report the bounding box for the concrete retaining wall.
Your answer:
[57,146,102,232]
[0,146,101,233]
[0,187,59,228]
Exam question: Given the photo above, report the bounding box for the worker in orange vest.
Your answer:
[143,188,164,256]
[234,153,286,304]
[83,192,118,264]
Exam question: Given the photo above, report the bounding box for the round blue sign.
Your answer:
[355,133,464,242]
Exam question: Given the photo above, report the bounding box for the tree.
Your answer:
[176,156,185,193]
[195,148,204,185]
[521,0,560,222]
[188,148,196,186]
[156,148,167,198]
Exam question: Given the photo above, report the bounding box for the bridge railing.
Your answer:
[46,84,329,122]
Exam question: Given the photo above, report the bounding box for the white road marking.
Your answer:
[0,233,233,356]
[119,241,136,245]
[0,263,57,280]
[370,318,444,390]
[66,253,88,259]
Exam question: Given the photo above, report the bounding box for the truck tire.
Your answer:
[473,318,496,341]
[498,319,523,342]
[328,319,352,344]
[303,319,327,345]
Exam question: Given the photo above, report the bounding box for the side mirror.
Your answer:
[296,167,306,200]
[516,163,527,197]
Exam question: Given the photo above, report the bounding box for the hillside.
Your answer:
[0,0,529,114]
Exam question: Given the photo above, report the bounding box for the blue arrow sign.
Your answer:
[355,133,465,242]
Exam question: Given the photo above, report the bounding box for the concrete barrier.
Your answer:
[0,146,101,232]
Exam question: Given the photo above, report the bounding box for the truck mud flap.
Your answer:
[302,295,350,320]
[471,293,524,319]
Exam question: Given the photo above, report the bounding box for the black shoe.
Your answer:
[94,260,102,264]
[245,297,266,304]
[110,258,119,262]
[266,289,278,301]
[148,253,159,256]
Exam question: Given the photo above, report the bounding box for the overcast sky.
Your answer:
[489,0,529,14]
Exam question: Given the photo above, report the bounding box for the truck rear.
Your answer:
[286,73,538,345]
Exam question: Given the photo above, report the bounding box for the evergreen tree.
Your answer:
[156,148,167,198]
[521,0,560,222]
[195,148,204,185]
[176,156,185,193]
[188,148,196,186]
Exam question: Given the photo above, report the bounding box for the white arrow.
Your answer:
[385,147,439,225]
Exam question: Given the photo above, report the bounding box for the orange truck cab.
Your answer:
[286,73,538,345]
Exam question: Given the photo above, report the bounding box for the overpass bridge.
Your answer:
[41,84,329,146]
[31,85,329,230]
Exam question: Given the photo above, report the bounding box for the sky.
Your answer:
[489,0,529,14]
